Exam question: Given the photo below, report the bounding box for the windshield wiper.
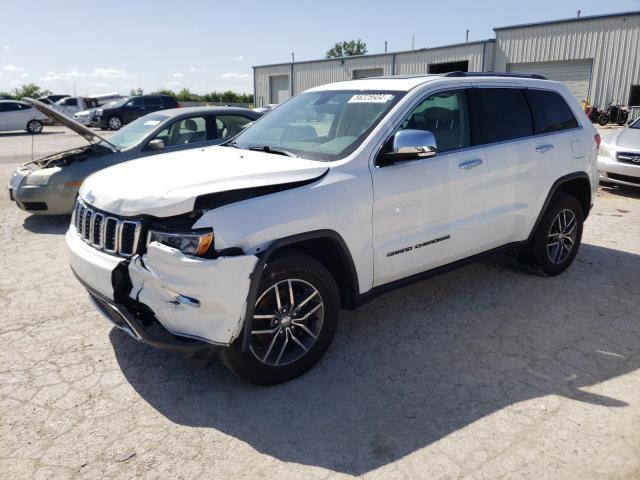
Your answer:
[248,145,298,157]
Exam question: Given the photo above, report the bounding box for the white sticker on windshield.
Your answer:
[144,120,160,126]
[348,94,394,103]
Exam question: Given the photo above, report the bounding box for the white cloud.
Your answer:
[188,67,201,72]
[3,65,23,72]
[42,67,129,82]
[221,72,250,80]
[20,73,29,78]
[9,80,22,86]
[90,67,128,79]
[91,82,112,88]
[233,55,244,61]
[172,72,184,78]
[166,81,181,87]
[3,45,10,51]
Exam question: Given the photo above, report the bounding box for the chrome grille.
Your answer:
[72,199,141,257]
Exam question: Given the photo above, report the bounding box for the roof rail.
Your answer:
[444,71,547,80]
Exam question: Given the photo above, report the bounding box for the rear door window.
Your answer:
[216,115,254,139]
[470,88,533,145]
[524,89,579,134]
[144,97,162,107]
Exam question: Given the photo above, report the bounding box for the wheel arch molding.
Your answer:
[528,171,592,243]
[241,229,359,352]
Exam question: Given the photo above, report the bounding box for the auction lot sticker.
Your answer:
[348,94,394,103]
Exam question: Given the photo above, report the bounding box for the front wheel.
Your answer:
[26,119,43,134]
[219,250,340,385]
[524,194,584,276]
[597,113,610,126]
[107,116,122,130]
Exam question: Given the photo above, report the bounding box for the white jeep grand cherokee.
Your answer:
[67,73,599,385]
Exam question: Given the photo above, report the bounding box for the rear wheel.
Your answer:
[525,194,584,276]
[107,116,122,130]
[597,113,610,126]
[219,250,340,385]
[26,119,43,133]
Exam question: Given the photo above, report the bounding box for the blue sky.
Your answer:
[1,0,638,96]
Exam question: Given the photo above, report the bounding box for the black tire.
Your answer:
[26,119,43,134]
[219,250,340,385]
[597,113,610,126]
[107,116,122,130]
[525,194,584,276]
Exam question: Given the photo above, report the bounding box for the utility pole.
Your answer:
[577,10,581,18]
[291,52,295,63]
[411,33,415,52]
[466,29,470,43]
[384,41,387,53]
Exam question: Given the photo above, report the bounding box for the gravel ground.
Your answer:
[1,134,640,479]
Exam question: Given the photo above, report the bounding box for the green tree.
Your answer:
[12,83,51,100]
[129,87,143,96]
[152,89,176,97]
[325,39,367,58]
[176,88,200,102]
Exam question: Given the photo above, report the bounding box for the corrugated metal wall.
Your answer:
[395,42,492,74]
[494,13,640,106]
[253,41,493,106]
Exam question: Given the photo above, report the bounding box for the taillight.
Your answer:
[595,133,601,147]
[177,102,182,108]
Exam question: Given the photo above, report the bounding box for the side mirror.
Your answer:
[147,139,165,151]
[381,129,438,165]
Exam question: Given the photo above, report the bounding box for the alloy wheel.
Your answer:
[547,208,577,264]
[250,279,324,366]
[109,117,122,130]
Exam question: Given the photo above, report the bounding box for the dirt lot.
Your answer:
[1,127,639,479]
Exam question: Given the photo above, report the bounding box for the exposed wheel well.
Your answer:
[271,237,358,309]
[555,177,591,218]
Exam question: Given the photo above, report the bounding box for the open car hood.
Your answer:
[24,98,118,151]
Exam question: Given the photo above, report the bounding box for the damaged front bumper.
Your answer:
[66,226,258,354]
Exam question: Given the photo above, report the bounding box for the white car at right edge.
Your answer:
[598,117,640,188]
[66,73,600,385]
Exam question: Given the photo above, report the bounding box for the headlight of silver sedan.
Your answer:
[24,167,60,186]
[147,228,214,257]
[598,145,613,159]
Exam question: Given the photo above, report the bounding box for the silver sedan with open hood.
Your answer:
[8,98,261,215]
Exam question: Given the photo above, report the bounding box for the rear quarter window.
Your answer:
[470,88,533,145]
[524,89,579,134]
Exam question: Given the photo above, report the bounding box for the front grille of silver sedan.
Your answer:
[72,199,142,257]
[617,152,640,165]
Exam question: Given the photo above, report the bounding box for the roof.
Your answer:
[305,73,559,93]
[253,39,495,70]
[494,10,640,31]
[141,106,256,118]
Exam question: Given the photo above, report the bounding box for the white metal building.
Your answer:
[253,10,640,114]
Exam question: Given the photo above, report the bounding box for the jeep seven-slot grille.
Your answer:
[73,199,141,257]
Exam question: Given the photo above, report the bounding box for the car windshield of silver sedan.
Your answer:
[229,90,403,161]
[106,114,169,149]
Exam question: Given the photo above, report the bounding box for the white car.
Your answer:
[67,73,599,385]
[598,117,640,188]
[73,109,94,126]
[0,100,49,133]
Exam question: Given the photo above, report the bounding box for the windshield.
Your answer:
[230,90,403,161]
[107,114,169,149]
[630,118,640,129]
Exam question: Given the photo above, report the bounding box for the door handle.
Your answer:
[458,159,483,170]
[536,144,554,153]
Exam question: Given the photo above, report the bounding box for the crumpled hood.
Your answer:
[79,146,329,217]
[606,127,640,150]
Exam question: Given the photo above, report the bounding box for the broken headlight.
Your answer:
[147,229,214,257]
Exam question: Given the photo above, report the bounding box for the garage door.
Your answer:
[269,75,290,104]
[507,60,593,102]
